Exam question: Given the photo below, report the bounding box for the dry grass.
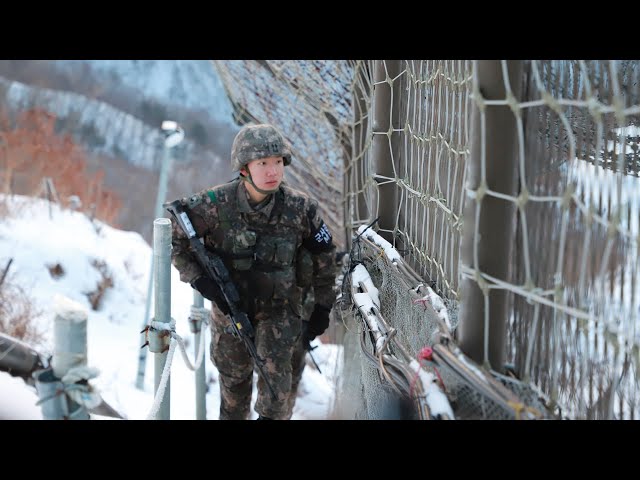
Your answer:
[46,262,65,279]
[85,258,114,311]
[0,108,122,226]
[0,272,45,349]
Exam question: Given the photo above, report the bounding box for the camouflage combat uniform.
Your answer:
[170,178,335,420]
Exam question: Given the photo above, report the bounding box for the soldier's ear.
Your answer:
[240,167,248,177]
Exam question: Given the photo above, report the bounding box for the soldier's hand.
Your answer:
[192,277,230,315]
[306,304,331,341]
[301,321,314,350]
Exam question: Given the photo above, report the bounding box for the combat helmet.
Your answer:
[231,123,292,172]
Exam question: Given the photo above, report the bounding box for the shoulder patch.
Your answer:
[207,190,218,204]
[303,203,334,253]
[303,220,334,253]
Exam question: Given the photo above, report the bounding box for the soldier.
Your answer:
[169,123,336,420]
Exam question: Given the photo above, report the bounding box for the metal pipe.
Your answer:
[0,332,44,379]
[371,60,402,244]
[136,146,172,389]
[458,61,523,371]
[34,295,90,420]
[192,291,207,420]
[153,218,173,420]
[348,61,372,249]
[52,296,88,379]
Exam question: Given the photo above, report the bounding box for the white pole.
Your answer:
[135,122,184,390]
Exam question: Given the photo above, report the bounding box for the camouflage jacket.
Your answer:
[169,179,336,311]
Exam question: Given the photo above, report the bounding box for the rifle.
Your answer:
[164,199,277,400]
[304,340,322,374]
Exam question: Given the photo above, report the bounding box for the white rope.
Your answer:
[173,327,207,372]
[145,337,177,420]
[142,307,211,419]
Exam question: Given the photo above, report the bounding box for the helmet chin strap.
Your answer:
[240,171,280,195]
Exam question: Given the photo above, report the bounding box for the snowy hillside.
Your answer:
[0,195,341,420]
[53,60,235,126]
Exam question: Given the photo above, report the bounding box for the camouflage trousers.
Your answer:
[210,301,306,420]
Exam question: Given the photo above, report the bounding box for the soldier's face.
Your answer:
[243,156,285,191]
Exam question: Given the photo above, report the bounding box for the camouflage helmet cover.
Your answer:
[231,123,292,171]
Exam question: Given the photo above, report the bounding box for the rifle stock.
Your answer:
[164,199,277,400]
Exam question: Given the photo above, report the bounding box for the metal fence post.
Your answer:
[0,332,44,378]
[372,60,402,243]
[34,296,90,420]
[191,291,207,420]
[136,146,170,390]
[136,122,184,390]
[347,61,372,249]
[458,61,523,371]
[150,218,173,420]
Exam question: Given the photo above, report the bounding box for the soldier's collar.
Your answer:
[237,181,276,217]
